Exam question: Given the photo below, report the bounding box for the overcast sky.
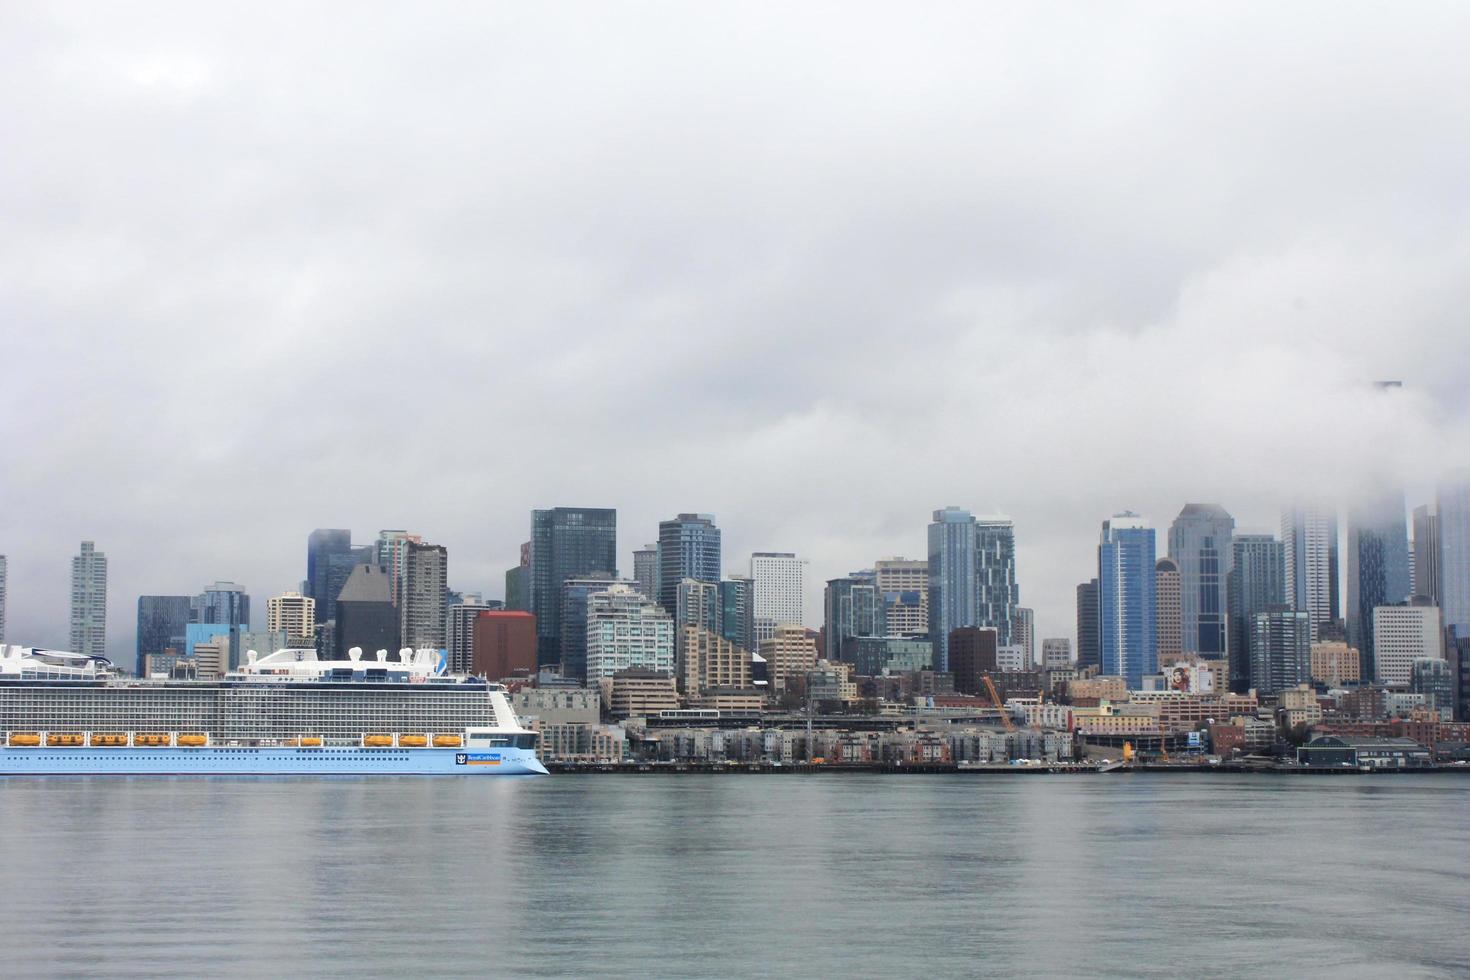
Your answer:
[4,3,1470,659]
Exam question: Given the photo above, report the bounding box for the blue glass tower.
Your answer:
[657,514,722,612]
[928,507,977,673]
[1098,513,1157,689]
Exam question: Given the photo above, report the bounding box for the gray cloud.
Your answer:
[3,3,1470,656]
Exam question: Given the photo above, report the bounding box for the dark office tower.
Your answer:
[559,573,618,681]
[824,574,885,661]
[1167,504,1234,660]
[335,564,399,658]
[657,514,721,612]
[1250,605,1310,697]
[975,518,1019,648]
[719,576,755,654]
[1412,505,1442,604]
[505,542,531,613]
[1347,488,1412,681]
[530,508,617,667]
[633,544,659,601]
[948,626,999,696]
[1076,579,1100,670]
[1155,558,1182,659]
[1281,503,1340,642]
[401,541,448,649]
[136,595,192,675]
[306,529,353,617]
[1228,535,1286,692]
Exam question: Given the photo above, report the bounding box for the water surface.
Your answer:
[3,773,1466,978]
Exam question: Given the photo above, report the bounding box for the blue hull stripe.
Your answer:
[0,747,546,776]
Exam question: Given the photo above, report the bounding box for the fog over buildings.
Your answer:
[3,4,1470,661]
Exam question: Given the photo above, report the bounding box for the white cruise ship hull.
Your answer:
[0,746,548,776]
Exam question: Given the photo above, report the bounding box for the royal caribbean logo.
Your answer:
[455,752,502,766]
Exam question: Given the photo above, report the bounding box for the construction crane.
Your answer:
[982,675,1016,734]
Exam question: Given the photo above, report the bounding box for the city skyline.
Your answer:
[3,7,1470,666]
[2,489,1453,667]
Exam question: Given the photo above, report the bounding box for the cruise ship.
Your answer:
[0,644,547,775]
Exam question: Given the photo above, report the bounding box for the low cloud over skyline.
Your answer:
[4,3,1470,656]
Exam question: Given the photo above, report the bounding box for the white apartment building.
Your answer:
[1372,602,1443,687]
[266,591,316,639]
[751,552,805,627]
[585,584,675,683]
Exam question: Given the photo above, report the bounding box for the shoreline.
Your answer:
[546,761,1470,775]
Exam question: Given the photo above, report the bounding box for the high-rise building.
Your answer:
[471,610,537,681]
[824,574,884,661]
[136,595,191,676]
[1372,600,1442,687]
[69,541,107,658]
[401,541,448,650]
[530,508,618,667]
[750,552,805,628]
[191,581,250,669]
[1076,579,1100,670]
[447,598,501,673]
[1410,658,1456,721]
[633,544,659,601]
[306,529,353,621]
[265,591,316,642]
[675,577,723,680]
[1228,535,1286,693]
[948,626,999,696]
[1412,505,1441,604]
[1168,504,1234,659]
[504,541,531,613]
[680,627,752,695]
[1281,503,1340,643]
[975,517,1019,647]
[1439,483,1470,633]
[874,558,928,637]
[1098,514,1156,689]
[926,508,1019,671]
[559,573,620,681]
[1309,640,1361,688]
[719,576,755,654]
[1014,607,1034,668]
[758,625,818,692]
[335,564,398,658]
[0,554,7,643]
[585,584,675,683]
[657,514,721,612]
[1249,605,1310,696]
[1041,638,1072,669]
[928,507,977,673]
[1155,558,1182,659]
[373,530,422,608]
[1347,489,1412,680]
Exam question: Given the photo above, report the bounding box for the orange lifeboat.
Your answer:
[294,736,322,747]
[46,733,85,747]
[8,733,41,746]
[398,734,428,748]
[363,735,393,747]
[135,733,171,747]
[432,734,463,748]
[177,734,208,747]
[91,733,128,747]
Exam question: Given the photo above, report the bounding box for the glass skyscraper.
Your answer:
[1228,534,1285,692]
[1347,489,1411,680]
[657,514,722,612]
[530,508,618,667]
[1281,503,1339,642]
[823,574,885,661]
[1438,482,1470,633]
[1098,513,1156,690]
[926,508,1019,671]
[1167,503,1234,659]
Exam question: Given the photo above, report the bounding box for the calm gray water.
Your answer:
[2,773,1467,978]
